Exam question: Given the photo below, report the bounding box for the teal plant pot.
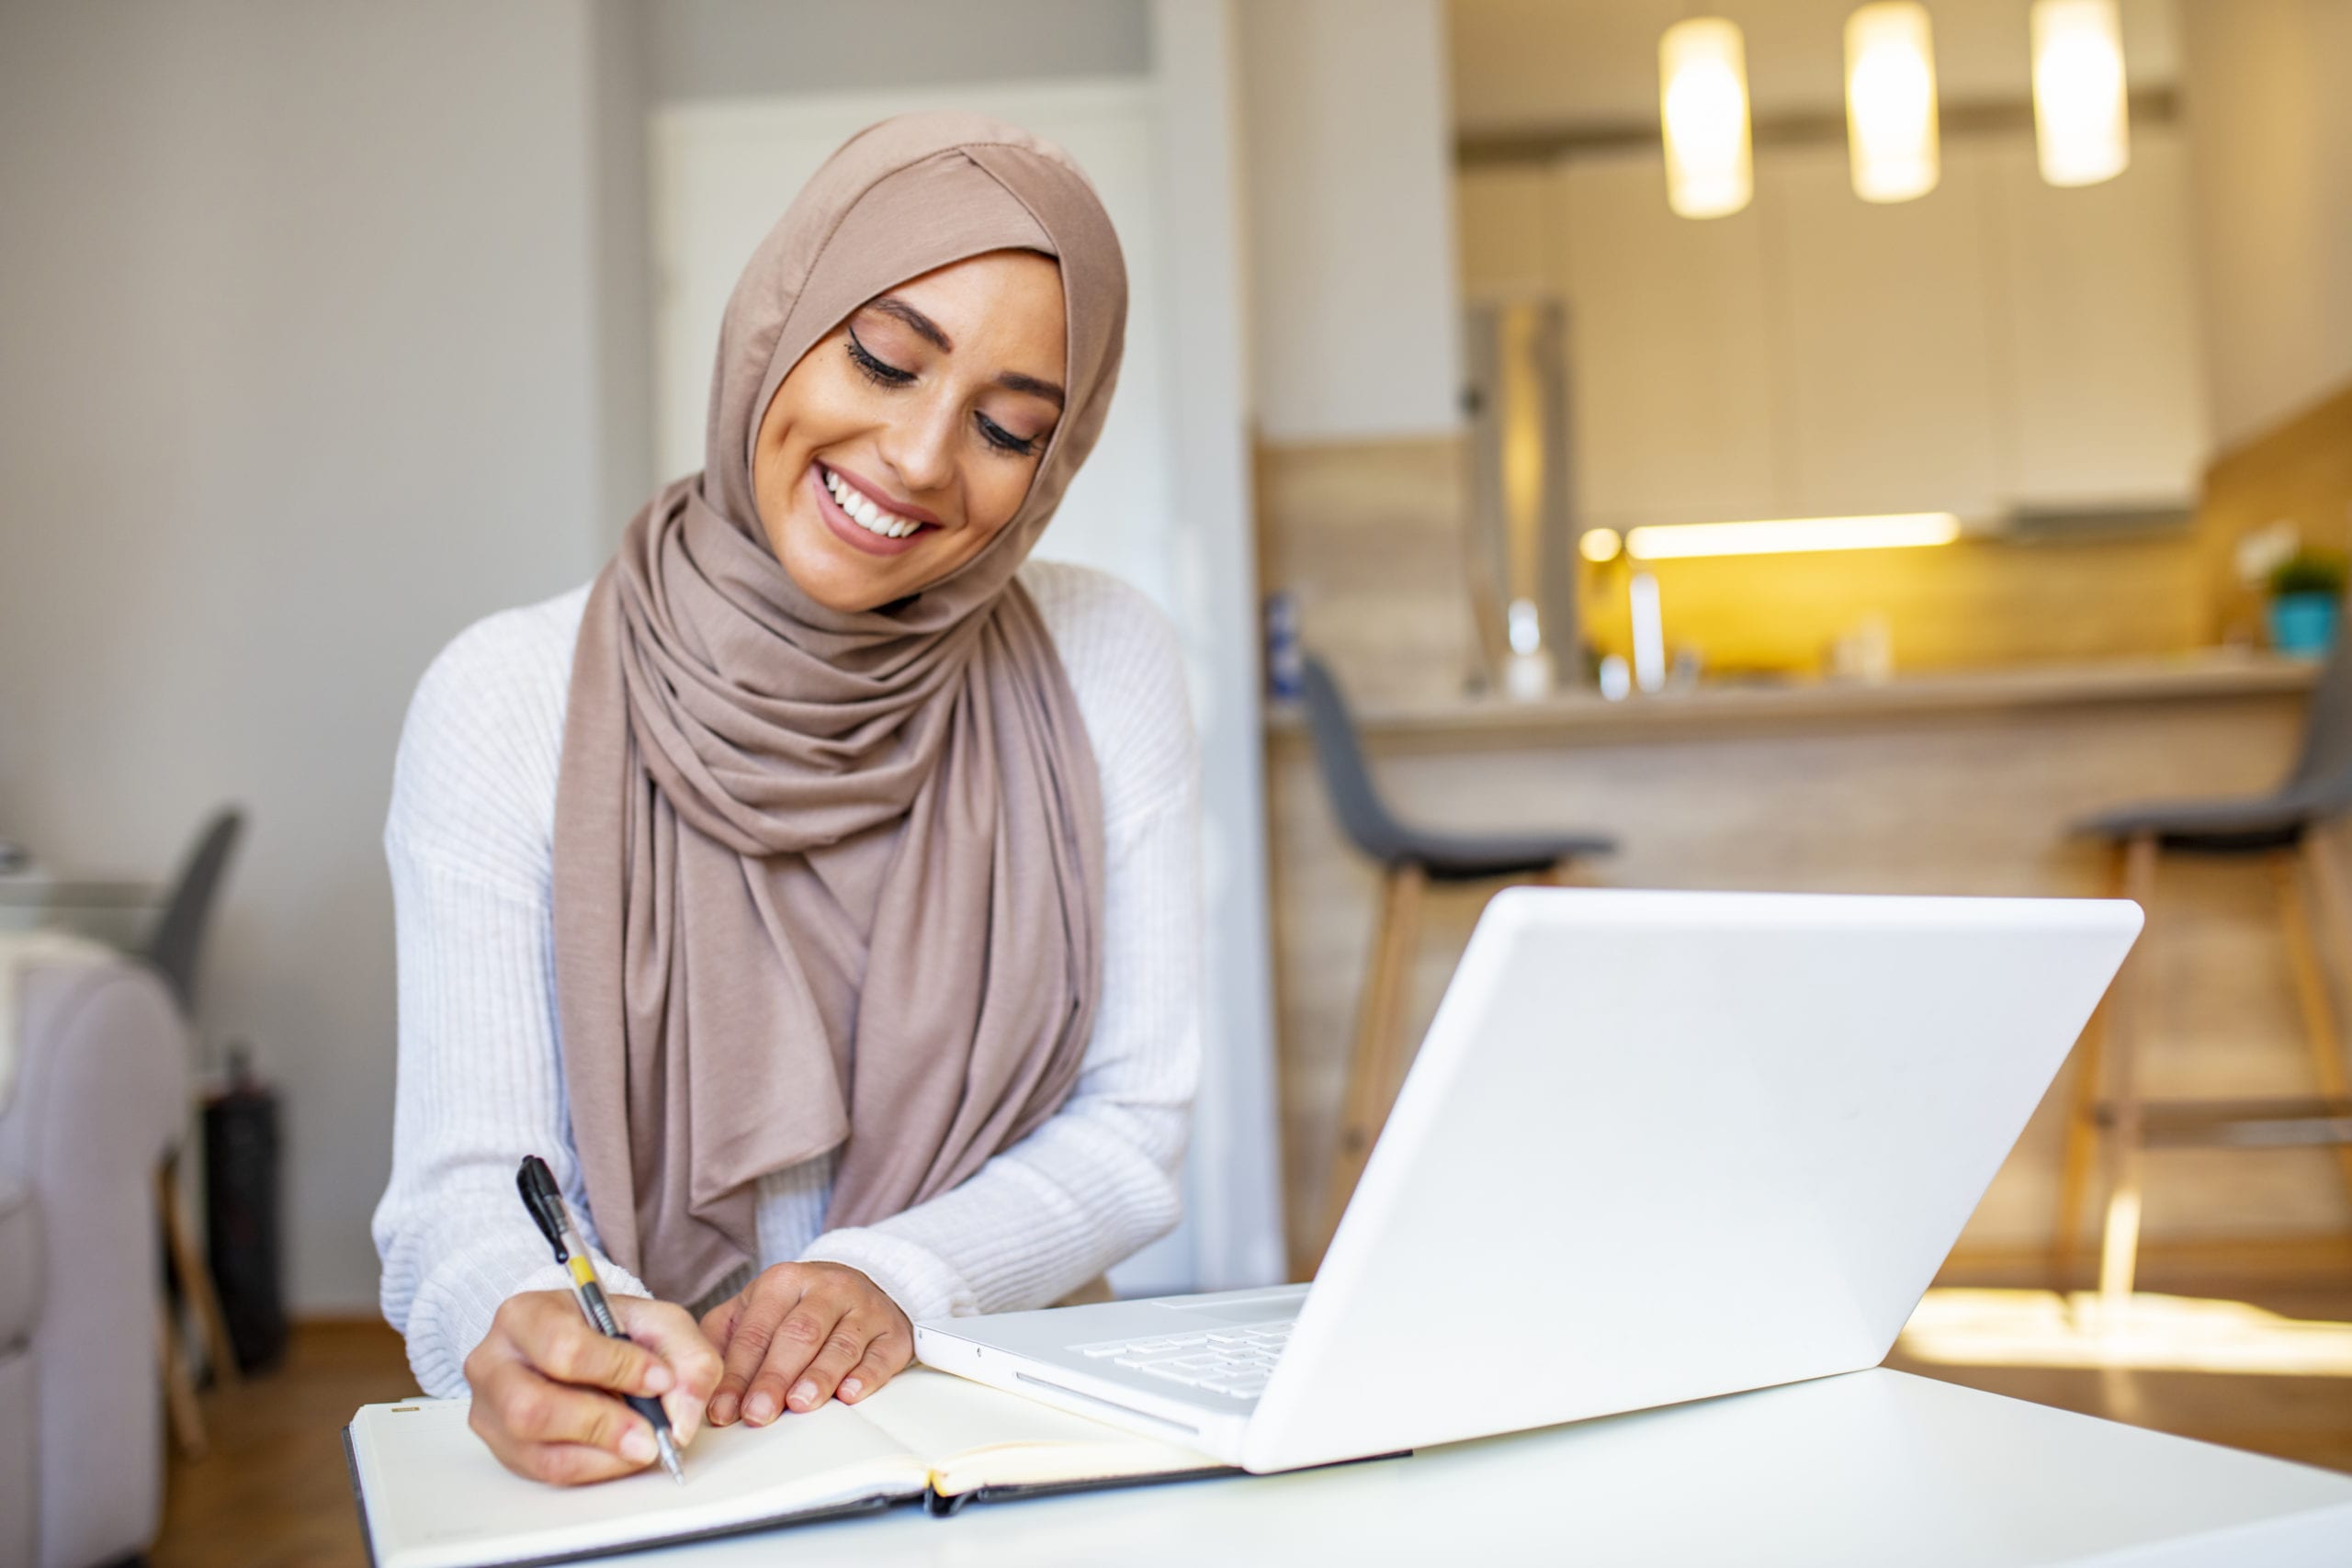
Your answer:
[2268,592,2340,659]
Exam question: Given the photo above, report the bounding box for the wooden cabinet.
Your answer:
[1494,127,2209,529]
[1553,149,1781,532]
[1767,142,2007,520]
[1990,124,2209,510]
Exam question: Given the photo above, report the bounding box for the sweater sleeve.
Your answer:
[371,597,650,1399]
[798,567,1204,1320]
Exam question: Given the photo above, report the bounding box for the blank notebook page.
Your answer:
[350,1394,920,1568]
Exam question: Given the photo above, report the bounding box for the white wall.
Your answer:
[643,0,1150,100]
[640,19,1283,1294]
[0,0,1280,1314]
[1143,0,1286,1291]
[0,0,616,1313]
[1237,0,1466,442]
[2178,0,2352,447]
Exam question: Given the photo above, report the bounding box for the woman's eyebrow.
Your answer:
[866,295,1063,405]
[867,296,951,351]
[997,370,1066,408]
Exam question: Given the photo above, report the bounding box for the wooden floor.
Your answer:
[153,1279,2352,1568]
[151,1322,421,1568]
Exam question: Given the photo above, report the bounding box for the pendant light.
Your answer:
[2032,0,2131,186]
[1844,2,1940,203]
[1658,17,1754,219]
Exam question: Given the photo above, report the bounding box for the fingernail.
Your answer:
[745,1391,777,1425]
[709,1392,739,1425]
[789,1381,817,1410]
[839,1378,863,1401]
[642,1364,673,1394]
[621,1427,656,1463]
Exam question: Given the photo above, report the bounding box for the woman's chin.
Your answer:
[776,528,911,615]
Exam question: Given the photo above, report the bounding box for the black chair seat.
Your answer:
[1299,656,1615,877]
[2074,622,2352,854]
[2074,792,2320,855]
[1397,824,1618,882]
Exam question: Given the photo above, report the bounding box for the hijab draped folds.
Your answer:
[551,112,1126,1307]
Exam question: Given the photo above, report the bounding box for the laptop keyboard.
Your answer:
[1068,1319,1294,1399]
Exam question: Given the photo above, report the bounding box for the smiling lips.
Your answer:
[816,461,937,547]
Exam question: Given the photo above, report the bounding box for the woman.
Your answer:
[372,112,1199,1485]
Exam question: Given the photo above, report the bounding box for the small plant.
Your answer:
[2267,548,2349,600]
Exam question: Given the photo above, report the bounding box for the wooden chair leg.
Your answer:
[157,1295,208,1460]
[2050,987,2110,1286]
[2055,839,2135,1284]
[158,1156,241,1389]
[2281,838,2352,1211]
[1320,861,1426,1264]
[2097,832,2158,1308]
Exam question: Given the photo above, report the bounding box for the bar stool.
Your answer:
[1299,656,1615,1270]
[2056,637,2352,1304]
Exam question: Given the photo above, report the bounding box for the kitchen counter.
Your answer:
[1265,651,2321,751]
[1262,647,2340,1276]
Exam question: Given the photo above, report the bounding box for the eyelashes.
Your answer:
[843,332,1046,458]
[844,330,914,389]
[976,414,1042,457]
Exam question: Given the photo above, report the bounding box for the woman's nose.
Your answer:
[878,397,958,498]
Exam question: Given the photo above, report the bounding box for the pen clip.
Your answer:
[515,1156,571,1266]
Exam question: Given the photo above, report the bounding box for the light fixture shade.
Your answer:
[2032,0,2131,186]
[1659,17,1754,219]
[1844,2,1940,203]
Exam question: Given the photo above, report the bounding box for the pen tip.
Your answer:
[657,1432,685,1485]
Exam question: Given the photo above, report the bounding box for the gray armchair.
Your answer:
[0,955,188,1568]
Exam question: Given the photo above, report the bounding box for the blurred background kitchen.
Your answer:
[4,1,2349,1563]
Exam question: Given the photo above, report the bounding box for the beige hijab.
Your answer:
[551,111,1126,1307]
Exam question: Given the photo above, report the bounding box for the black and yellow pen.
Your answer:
[515,1155,685,1484]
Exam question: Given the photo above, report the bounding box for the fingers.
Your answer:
[613,1295,723,1445]
[835,1331,913,1404]
[503,1292,673,1399]
[465,1288,722,1486]
[704,1263,913,1427]
[467,1356,659,1484]
[699,1292,741,1354]
[750,1296,861,1419]
[519,1442,650,1487]
[707,1278,791,1428]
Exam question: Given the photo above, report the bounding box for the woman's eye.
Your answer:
[977,413,1043,457]
[845,332,913,388]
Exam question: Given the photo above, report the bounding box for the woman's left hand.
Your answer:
[698,1262,914,1426]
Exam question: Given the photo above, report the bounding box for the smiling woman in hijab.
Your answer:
[371,112,1199,1485]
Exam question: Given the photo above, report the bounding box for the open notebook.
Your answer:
[343,1367,1231,1568]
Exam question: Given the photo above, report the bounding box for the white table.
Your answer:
[616,1370,2352,1566]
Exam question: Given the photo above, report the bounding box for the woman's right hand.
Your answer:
[463,1290,723,1485]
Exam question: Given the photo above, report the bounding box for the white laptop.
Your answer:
[913,886,2141,1474]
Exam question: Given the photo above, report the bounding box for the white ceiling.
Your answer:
[1448,0,2181,136]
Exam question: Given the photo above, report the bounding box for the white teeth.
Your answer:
[823,468,922,540]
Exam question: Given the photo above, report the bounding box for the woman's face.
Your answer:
[751,249,1069,613]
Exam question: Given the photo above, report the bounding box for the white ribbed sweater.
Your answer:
[372,561,1201,1399]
